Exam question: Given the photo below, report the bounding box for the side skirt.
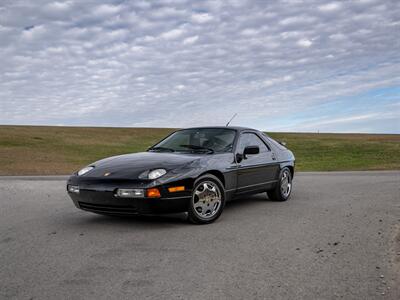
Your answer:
[226,180,278,200]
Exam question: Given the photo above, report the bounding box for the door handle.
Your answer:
[271,153,276,160]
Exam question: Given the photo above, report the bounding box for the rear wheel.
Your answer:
[188,174,225,224]
[267,167,292,201]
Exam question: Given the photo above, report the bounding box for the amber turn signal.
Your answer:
[147,188,161,198]
[168,186,185,193]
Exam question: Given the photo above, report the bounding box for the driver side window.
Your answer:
[237,133,269,154]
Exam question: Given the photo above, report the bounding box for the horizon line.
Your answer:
[0,123,399,135]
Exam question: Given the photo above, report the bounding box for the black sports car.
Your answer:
[67,127,295,224]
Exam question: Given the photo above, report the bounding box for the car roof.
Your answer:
[181,126,260,132]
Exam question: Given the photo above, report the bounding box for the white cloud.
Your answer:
[329,33,346,41]
[191,13,213,23]
[93,4,122,16]
[241,28,259,36]
[0,0,399,133]
[279,16,316,26]
[305,114,380,127]
[160,28,185,39]
[263,75,293,87]
[280,112,400,133]
[297,38,313,48]
[318,2,342,12]
[46,1,73,12]
[151,7,187,19]
[183,35,199,45]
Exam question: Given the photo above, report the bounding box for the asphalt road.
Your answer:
[1,172,399,300]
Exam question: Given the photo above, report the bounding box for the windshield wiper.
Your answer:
[179,144,214,153]
[148,146,175,152]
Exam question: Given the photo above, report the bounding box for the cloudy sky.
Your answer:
[0,0,399,133]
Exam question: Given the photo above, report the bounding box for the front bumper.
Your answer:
[67,176,192,215]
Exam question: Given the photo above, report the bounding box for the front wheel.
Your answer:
[188,174,225,224]
[267,168,292,201]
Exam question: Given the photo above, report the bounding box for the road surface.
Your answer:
[0,172,399,299]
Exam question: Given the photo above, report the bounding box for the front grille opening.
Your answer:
[78,201,138,215]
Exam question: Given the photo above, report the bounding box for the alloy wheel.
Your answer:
[280,170,292,198]
[192,181,222,219]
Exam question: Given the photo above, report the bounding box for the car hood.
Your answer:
[82,152,201,179]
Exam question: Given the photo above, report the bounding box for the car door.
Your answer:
[235,132,279,194]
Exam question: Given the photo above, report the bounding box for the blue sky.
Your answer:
[0,0,399,133]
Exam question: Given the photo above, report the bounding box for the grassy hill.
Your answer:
[0,125,399,175]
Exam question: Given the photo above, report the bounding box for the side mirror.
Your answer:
[243,145,259,157]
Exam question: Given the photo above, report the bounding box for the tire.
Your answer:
[188,174,225,224]
[267,167,292,202]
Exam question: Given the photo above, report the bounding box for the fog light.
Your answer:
[68,185,79,194]
[116,189,144,198]
[147,188,161,198]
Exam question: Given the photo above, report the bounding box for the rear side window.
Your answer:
[267,137,287,150]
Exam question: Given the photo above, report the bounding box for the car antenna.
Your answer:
[226,113,237,127]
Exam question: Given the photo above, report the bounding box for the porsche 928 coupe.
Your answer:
[67,127,295,224]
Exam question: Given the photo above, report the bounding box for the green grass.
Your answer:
[268,132,400,171]
[0,125,399,175]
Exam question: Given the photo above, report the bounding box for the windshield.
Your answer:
[149,128,236,154]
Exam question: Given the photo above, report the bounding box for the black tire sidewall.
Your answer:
[188,174,225,224]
